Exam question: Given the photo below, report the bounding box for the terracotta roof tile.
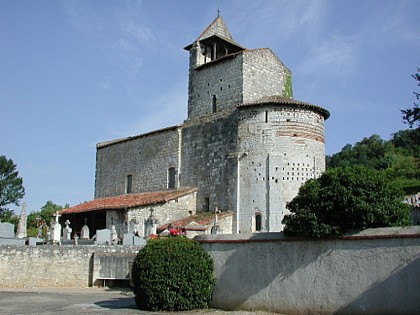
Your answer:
[60,187,197,215]
[158,211,234,231]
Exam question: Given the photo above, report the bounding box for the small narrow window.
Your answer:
[204,198,210,211]
[265,111,268,123]
[126,175,132,194]
[255,214,262,232]
[212,95,217,113]
[168,167,176,189]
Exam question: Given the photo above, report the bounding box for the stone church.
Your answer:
[61,16,329,238]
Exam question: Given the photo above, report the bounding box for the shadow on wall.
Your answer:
[336,256,420,315]
[206,234,329,312]
[202,233,420,314]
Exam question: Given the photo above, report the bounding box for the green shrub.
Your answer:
[131,237,216,311]
[282,166,411,238]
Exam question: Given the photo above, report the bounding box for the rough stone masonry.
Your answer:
[94,16,329,234]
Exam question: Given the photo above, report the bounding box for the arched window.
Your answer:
[167,167,176,189]
[255,213,262,232]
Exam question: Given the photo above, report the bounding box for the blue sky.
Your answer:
[1,0,419,214]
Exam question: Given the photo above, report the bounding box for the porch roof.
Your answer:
[60,187,197,215]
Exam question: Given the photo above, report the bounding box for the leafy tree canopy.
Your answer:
[401,67,420,128]
[27,201,69,237]
[391,128,420,156]
[282,166,411,238]
[327,131,420,194]
[0,155,25,219]
[326,135,394,170]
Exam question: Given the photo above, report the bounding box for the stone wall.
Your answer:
[237,105,326,232]
[95,126,181,198]
[242,49,291,102]
[2,228,418,315]
[187,49,291,120]
[181,111,238,212]
[196,228,420,315]
[0,245,140,288]
[187,55,243,119]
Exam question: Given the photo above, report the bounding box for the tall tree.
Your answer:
[27,201,68,237]
[282,166,411,238]
[401,68,419,128]
[327,130,420,195]
[391,128,420,156]
[0,156,25,218]
[326,135,394,170]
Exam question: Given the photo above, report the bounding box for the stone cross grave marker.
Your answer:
[63,219,72,241]
[52,211,62,244]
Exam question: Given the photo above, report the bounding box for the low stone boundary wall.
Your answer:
[0,245,140,288]
[196,227,420,315]
[1,228,419,314]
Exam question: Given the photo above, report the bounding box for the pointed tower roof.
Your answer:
[184,16,245,51]
[197,16,233,41]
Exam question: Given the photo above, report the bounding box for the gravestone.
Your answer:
[16,203,27,238]
[62,219,72,241]
[49,219,55,242]
[122,233,133,245]
[110,224,119,244]
[145,208,158,236]
[133,236,146,246]
[36,215,46,239]
[81,218,90,240]
[28,237,44,245]
[128,220,135,234]
[0,222,24,245]
[0,222,14,238]
[122,233,146,246]
[96,228,111,244]
[51,211,62,244]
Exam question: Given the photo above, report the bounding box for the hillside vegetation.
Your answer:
[326,128,420,194]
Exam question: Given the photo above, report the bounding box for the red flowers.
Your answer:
[169,227,186,236]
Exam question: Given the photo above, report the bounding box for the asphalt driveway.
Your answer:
[0,287,283,315]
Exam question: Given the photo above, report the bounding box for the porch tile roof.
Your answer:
[158,211,234,231]
[60,187,197,215]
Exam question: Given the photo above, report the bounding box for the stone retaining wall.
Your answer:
[1,228,419,315]
[0,245,140,288]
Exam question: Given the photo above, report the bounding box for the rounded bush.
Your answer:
[131,237,216,311]
[283,166,411,237]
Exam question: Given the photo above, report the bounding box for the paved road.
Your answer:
[0,288,283,315]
